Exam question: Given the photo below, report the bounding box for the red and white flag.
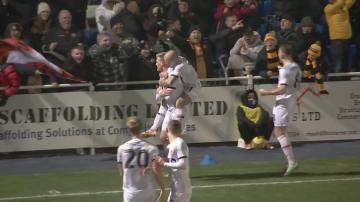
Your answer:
[0,38,85,83]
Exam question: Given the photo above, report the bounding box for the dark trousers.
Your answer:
[238,118,274,144]
[330,39,350,73]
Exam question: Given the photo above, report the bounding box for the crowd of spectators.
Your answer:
[0,0,359,89]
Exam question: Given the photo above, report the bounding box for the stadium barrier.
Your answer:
[0,73,359,153]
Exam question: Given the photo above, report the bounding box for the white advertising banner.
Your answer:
[0,81,359,152]
[257,81,360,142]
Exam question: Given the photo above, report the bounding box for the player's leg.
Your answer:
[175,93,191,120]
[124,190,154,202]
[174,94,191,132]
[170,191,191,202]
[273,106,298,176]
[160,110,172,147]
[176,93,192,108]
[123,191,135,202]
[151,105,167,130]
[142,104,167,137]
[167,191,173,202]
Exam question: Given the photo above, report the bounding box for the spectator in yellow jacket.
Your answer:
[324,0,355,72]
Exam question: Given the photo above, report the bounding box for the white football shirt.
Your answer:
[117,138,159,193]
[165,137,191,194]
[276,62,302,102]
[170,58,201,90]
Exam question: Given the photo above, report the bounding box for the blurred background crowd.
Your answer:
[0,0,359,90]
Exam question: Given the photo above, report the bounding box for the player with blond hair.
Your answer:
[142,50,200,140]
[117,117,165,202]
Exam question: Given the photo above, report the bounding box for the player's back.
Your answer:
[117,138,158,193]
[172,62,201,90]
[276,62,302,102]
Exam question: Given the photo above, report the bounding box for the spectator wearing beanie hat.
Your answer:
[26,1,52,93]
[276,14,298,47]
[26,2,53,51]
[38,2,51,15]
[303,42,329,95]
[295,16,324,67]
[324,0,355,72]
[109,15,139,55]
[166,25,217,79]
[256,31,280,78]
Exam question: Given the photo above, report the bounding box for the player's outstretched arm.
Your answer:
[259,84,287,96]
[152,160,165,202]
[163,157,187,169]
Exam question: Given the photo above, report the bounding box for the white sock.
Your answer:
[277,134,296,166]
[150,106,166,131]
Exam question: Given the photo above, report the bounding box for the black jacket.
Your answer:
[209,28,243,55]
[170,34,217,78]
[63,56,93,82]
[236,89,270,127]
[295,30,325,55]
[43,26,83,56]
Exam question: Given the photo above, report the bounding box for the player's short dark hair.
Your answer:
[168,120,182,135]
[127,116,142,134]
[279,43,293,57]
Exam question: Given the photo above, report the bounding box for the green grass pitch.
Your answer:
[0,156,360,202]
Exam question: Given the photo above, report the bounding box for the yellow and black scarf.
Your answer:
[304,57,328,95]
[189,41,207,79]
[266,48,279,73]
[304,42,328,94]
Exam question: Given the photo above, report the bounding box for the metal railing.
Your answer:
[1,72,359,91]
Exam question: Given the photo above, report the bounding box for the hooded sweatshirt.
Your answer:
[230,31,264,61]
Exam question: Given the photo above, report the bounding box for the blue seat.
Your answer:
[261,0,272,16]
[259,23,267,38]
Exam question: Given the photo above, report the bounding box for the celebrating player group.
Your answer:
[116,44,302,201]
[117,50,198,202]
